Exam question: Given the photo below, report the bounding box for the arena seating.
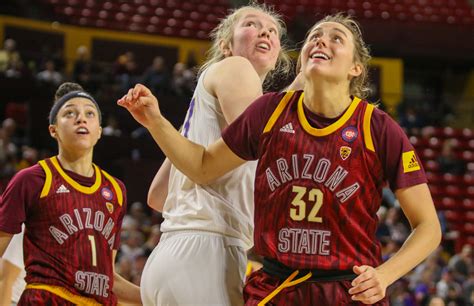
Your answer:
[39,0,474,39]
[411,126,474,249]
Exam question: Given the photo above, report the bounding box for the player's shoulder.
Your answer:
[366,103,407,140]
[13,163,46,182]
[100,168,126,192]
[256,90,295,108]
[208,56,255,79]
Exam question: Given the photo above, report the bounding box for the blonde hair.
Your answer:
[306,13,372,98]
[199,2,292,88]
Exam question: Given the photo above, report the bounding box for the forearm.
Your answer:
[376,220,441,285]
[0,284,12,306]
[147,116,209,183]
[0,279,13,306]
[147,158,171,212]
[144,114,246,188]
[0,232,13,257]
[0,259,18,306]
[113,272,141,304]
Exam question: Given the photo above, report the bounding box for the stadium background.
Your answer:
[0,0,473,304]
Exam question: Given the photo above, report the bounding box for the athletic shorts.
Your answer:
[18,288,76,306]
[244,269,389,306]
[140,230,247,306]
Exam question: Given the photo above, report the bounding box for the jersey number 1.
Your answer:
[290,185,323,222]
[88,235,97,266]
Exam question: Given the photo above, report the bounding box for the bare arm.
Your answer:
[147,158,171,212]
[0,232,13,257]
[0,259,22,306]
[118,85,247,184]
[350,183,441,304]
[205,56,263,123]
[112,251,142,305]
[378,183,441,281]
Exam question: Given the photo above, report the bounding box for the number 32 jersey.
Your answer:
[222,90,427,270]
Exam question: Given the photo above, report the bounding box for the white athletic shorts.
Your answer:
[140,230,247,306]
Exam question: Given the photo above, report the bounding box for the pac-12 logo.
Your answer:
[340,146,352,160]
[101,187,113,201]
[341,126,358,143]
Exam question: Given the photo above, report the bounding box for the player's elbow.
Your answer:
[147,192,164,212]
[189,174,211,186]
[189,168,219,185]
[431,219,442,247]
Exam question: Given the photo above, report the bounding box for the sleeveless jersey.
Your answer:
[254,91,384,270]
[23,156,125,305]
[160,68,256,249]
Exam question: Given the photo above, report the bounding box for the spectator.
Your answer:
[437,268,462,299]
[72,45,99,92]
[445,284,467,306]
[170,62,196,102]
[438,139,466,175]
[399,105,425,135]
[0,38,21,73]
[448,244,473,282]
[462,269,474,305]
[102,115,122,137]
[428,296,446,306]
[142,224,162,254]
[142,56,170,95]
[36,60,63,86]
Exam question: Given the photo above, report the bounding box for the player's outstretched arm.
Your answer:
[118,84,246,184]
[349,183,441,304]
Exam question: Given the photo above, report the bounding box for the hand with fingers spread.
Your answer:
[348,265,388,305]
[117,83,162,129]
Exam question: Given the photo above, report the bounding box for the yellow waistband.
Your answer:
[26,283,102,305]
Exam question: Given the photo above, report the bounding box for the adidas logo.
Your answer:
[279,123,295,134]
[56,184,70,194]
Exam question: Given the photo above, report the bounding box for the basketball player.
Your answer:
[0,229,25,306]
[0,83,141,305]
[118,14,440,306]
[138,3,293,305]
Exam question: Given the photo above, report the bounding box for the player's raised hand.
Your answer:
[348,265,388,304]
[117,84,162,129]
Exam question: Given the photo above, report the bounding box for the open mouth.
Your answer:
[310,51,330,60]
[76,127,89,135]
[256,42,270,51]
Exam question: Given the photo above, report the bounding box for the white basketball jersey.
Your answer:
[2,228,26,302]
[160,68,256,250]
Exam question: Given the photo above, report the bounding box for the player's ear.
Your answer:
[49,124,58,139]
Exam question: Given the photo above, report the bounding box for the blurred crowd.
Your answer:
[0,37,473,306]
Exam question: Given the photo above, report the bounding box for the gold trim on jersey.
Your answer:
[101,170,123,206]
[50,156,102,194]
[26,283,102,305]
[297,93,361,136]
[363,103,376,152]
[263,91,295,134]
[38,160,53,198]
[258,270,312,306]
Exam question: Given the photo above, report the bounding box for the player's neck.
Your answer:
[303,82,352,119]
[56,152,94,177]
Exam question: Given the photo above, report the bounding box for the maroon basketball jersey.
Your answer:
[253,91,384,270]
[23,156,125,305]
